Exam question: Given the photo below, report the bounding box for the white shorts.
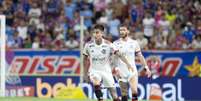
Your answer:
[89,69,115,87]
[114,67,138,83]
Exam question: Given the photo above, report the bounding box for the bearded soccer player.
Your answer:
[83,24,133,101]
[113,25,151,101]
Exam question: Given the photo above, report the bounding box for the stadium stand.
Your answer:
[0,0,201,50]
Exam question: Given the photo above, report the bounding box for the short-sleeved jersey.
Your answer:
[113,38,141,70]
[83,39,117,72]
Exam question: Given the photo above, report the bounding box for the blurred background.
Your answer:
[0,0,201,101]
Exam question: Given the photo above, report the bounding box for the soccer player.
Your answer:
[113,25,151,101]
[83,24,133,101]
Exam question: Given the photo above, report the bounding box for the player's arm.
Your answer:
[114,51,133,71]
[83,43,90,82]
[136,46,151,77]
[111,42,133,71]
[83,55,89,74]
[137,51,148,69]
[118,52,132,70]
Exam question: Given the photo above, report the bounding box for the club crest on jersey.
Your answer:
[101,49,106,54]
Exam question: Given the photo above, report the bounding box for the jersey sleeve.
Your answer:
[83,43,89,56]
[135,41,142,56]
[110,43,119,54]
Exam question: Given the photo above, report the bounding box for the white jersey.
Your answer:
[83,39,117,73]
[113,38,141,78]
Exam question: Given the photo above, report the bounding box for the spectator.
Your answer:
[17,20,28,40]
[80,4,93,29]
[32,36,40,49]
[135,32,148,50]
[23,35,32,48]
[73,21,87,38]
[105,3,113,21]
[54,22,63,34]
[182,22,196,43]
[12,31,23,48]
[155,35,167,50]
[52,31,65,50]
[43,31,53,49]
[2,0,15,26]
[3,0,201,50]
[113,0,124,21]
[28,3,41,25]
[107,14,120,41]
[182,39,192,50]
[196,18,201,35]
[155,6,164,27]
[72,10,80,26]
[192,35,201,50]
[64,0,76,21]
[93,0,107,20]
[45,0,60,17]
[65,34,79,50]
[165,9,176,25]
[97,11,108,25]
[142,12,155,41]
[36,19,45,31]
[158,14,170,41]
[130,4,138,24]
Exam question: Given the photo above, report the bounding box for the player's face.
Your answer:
[119,27,128,38]
[92,29,103,40]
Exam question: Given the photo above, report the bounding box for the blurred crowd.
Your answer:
[1,0,201,50]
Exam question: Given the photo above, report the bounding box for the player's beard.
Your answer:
[95,37,102,45]
[121,33,128,39]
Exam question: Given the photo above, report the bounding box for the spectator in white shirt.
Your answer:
[143,13,155,41]
[28,3,41,25]
[32,36,40,49]
[65,35,79,50]
[158,14,170,41]
[192,35,201,50]
[17,20,28,40]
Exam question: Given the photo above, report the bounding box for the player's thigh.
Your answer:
[89,71,102,85]
[101,72,115,87]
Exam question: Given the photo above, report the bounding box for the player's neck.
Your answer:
[121,37,129,41]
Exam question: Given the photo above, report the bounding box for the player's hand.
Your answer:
[144,67,152,78]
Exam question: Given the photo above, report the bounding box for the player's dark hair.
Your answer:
[93,24,104,31]
[119,24,128,29]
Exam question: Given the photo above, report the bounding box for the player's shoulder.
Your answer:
[103,39,112,45]
[104,39,112,44]
[113,39,121,44]
[85,40,95,47]
[128,38,139,44]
